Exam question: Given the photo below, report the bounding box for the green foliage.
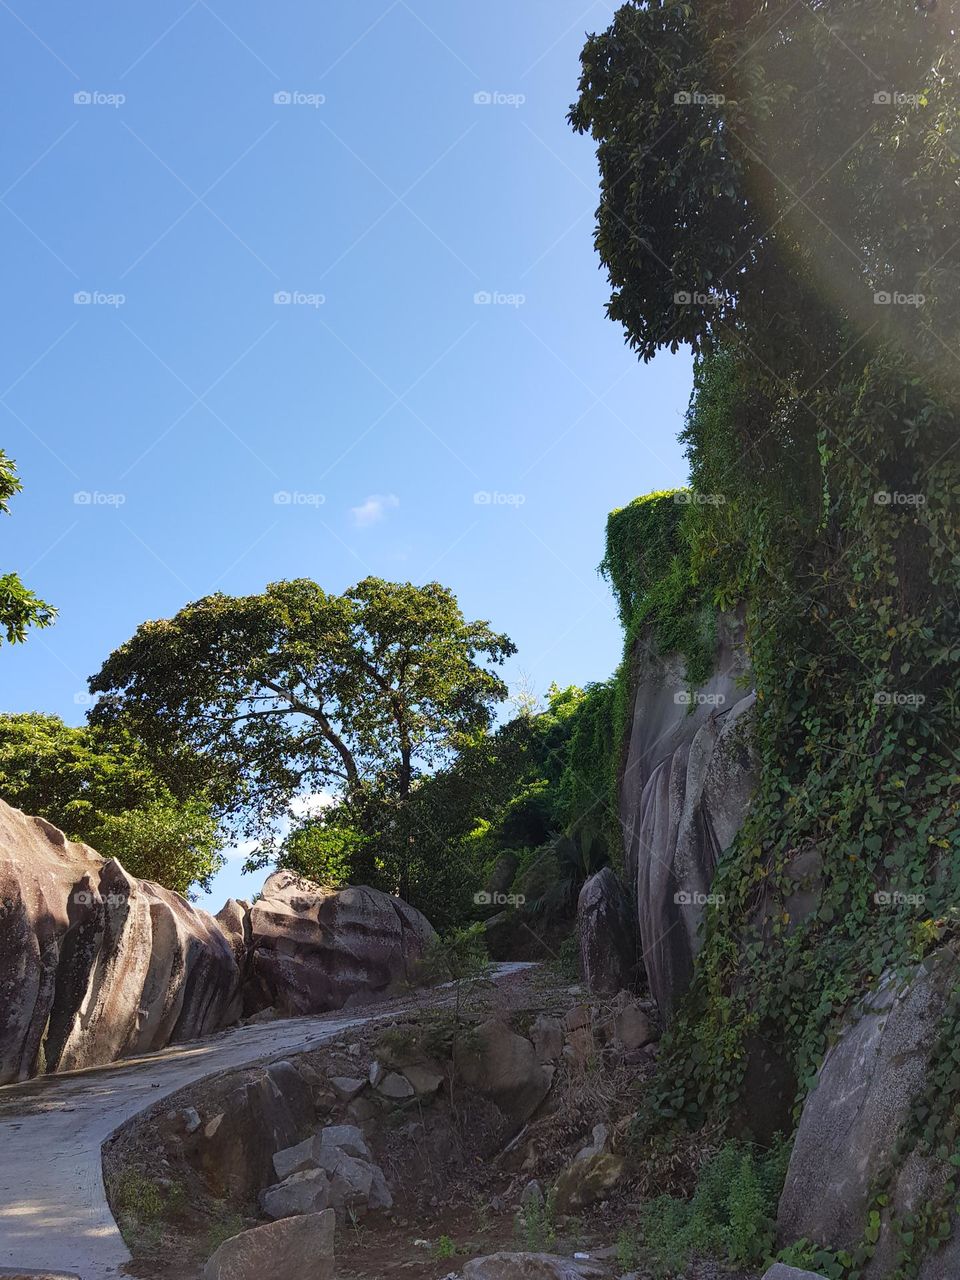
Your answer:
[0,713,223,896]
[632,1141,789,1276]
[89,577,516,847]
[527,826,609,920]
[275,815,366,887]
[88,799,222,899]
[573,4,960,1273]
[0,450,55,645]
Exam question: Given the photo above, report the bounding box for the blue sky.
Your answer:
[1,1,693,906]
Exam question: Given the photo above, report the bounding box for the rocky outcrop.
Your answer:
[0,799,436,1083]
[202,1207,335,1280]
[244,871,436,1016]
[0,798,241,1084]
[458,1018,555,1127]
[618,612,757,1017]
[777,950,960,1278]
[576,867,637,995]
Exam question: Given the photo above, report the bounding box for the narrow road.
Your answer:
[0,964,534,1280]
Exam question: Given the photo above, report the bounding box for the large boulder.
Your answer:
[618,613,757,1018]
[458,1019,554,1127]
[777,951,960,1278]
[244,871,436,1015]
[576,868,637,995]
[552,1124,626,1214]
[190,1059,316,1199]
[202,1208,335,1280]
[0,798,242,1084]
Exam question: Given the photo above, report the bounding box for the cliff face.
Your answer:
[0,798,435,1084]
[617,611,758,1017]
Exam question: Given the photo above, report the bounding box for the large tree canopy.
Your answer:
[1,451,55,646]
[89,577,516,840]
[0,713,222,897]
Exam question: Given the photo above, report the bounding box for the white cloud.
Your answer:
[289,791,336,820]
[350,493,399,527]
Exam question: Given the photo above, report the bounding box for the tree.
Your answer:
[1,451,55,645]
[89,577,516,844]
[0,713,223,897]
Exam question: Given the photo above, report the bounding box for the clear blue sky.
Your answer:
[1,1,693,906]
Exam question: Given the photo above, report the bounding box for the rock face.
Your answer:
[618,613,757,1017]
[576,867,636,995]
[777,951,960,1278]
[0,799,436,1083]
[552,1123,625,1213]
[202,1207,335,1280]
[244,870,436,1016]
[0,798,241,1085]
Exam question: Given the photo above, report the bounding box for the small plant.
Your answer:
[434,1234,457,1258]
[516,1194,557,1251]
[632,1139,790,1276]
[776,1238,848,1279]
[206,1210,247,1255]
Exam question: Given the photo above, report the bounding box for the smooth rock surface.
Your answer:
[245,871,436,1016]
[618,614,756,1018]
[202,1208,335,1280]
[576,868,637,996]
[778,953,958,1277]
[458,1019,554,1126]
[260,1168,330,1219]
[0,799,242,1085]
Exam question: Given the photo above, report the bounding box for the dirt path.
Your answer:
[0,964,535,1280]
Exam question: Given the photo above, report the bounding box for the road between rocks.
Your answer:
[0,963,536,1280]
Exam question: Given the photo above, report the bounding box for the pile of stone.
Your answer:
[260,1123,392,1219]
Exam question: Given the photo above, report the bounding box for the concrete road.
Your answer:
[0,964,534,1280]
